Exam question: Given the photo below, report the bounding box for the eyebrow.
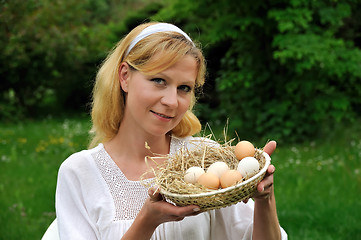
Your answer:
[154,72,196,86]
[160,72,196,84]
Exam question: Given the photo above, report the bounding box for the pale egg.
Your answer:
[197,172,220,190]
[220,170,243,188]
[234,140,255,160]
[237,157,260,178]
[184,167,205,184]
[206,161,229,178]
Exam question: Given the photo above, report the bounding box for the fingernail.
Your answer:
[193,207,200,212]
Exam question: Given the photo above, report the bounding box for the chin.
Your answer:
[145,121,180,137]
[146,127,170,137]
[150,126,176,137]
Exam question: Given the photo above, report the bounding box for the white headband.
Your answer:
[125,23,194,56]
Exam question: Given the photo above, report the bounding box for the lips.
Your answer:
[150,110,174,119]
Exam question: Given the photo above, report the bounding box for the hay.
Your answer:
[143,136,270,210]
[153,138,235,194]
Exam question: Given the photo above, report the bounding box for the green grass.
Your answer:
[0,116,91,240]
[273,123,361,239]
[0,116,360,239]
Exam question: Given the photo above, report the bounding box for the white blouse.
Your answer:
[56,136,287,240]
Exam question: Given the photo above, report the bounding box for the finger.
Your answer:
[257,182,273,195]
[265,165,276,176]
[174,216,185,221]
[257,174,274,192]
[263,140,277,156]
[176,205,201,215]
[257,181,265,193]
[254,188,273,199]
[148,186,163,202]
[163,204,201,219]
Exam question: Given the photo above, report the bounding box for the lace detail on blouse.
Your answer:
[92,147,152,221]
[92,137,186,221]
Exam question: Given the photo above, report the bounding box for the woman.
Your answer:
[56,22,287,239]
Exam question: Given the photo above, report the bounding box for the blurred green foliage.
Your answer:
[1,0,360,143]
[0,0,164,119]
[1,0,110,118]
[153,0,361,143]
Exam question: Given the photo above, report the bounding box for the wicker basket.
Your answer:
[160,149,270,211]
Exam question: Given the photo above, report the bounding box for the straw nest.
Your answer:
[145,137,270,211]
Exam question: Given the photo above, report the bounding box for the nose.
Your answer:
[160,87,178,109]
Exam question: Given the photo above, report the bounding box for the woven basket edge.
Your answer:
[161,150,271,199]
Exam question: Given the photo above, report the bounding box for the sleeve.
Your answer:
[210,201,254,240]
[211,200,288,240]
[55,155,100,240]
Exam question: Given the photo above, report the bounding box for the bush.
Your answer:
[154,0,361,143]
[0,0,165,121]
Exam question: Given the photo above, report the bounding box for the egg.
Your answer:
[197,172,220,189]
[237,157,260,178]
[184,167,205,184]
[206,161,229,178]
[234,140,255,160]
[220,170,243,188]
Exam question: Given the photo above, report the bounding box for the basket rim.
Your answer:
[160,150,271,199]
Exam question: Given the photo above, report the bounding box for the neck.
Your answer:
[103,123,171,181]
[105,123,171,163]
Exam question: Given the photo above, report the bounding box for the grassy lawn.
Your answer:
[0,116,360,239]
[274,122,361,239]
[0,116,91,239]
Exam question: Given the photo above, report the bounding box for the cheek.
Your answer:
[179,95,193,113]
[128,81,151,103]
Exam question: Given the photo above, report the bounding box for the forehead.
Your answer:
[142,49,198,71]
[157,55,198,83]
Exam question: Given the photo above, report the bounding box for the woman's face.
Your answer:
[120,55,198,137]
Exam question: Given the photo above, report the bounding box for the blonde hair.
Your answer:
[89,22,206,148]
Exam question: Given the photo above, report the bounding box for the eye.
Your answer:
[151,78,166,85]
[178,85,192,93]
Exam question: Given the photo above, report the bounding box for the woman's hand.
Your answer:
[253,164,276,200]
[243,140,277,203]
[251,140,282,240]
[144,187,201,227]
[122,187,201,240]
[254,140,277,200]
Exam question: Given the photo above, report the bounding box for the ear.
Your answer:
[118,62,131,92]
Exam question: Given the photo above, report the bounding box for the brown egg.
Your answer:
[197,172,220,190]
[234,140,255,160]
[220,170,243,188]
